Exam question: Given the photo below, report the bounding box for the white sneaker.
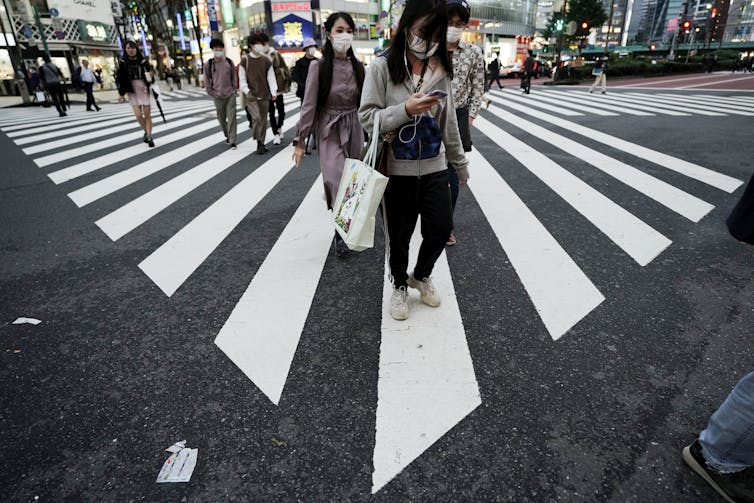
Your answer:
[390,286,409,321]
[273,134,281,145]
[279,131,284,140]
[407,275,441,307]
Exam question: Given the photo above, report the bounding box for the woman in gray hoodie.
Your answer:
[359,0,470,321]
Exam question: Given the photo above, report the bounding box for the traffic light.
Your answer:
[681,20,692,31]
[581,21,589,29]
[129,1,138,14]
[555,19,565,32]
[649,43,656,50]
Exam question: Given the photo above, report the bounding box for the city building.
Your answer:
[725,0,754,41]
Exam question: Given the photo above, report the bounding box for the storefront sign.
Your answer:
[196,0,209,30]
[177,12,186,50]
[48,0,114,25]
[220,0,234,26]
[208,0,219,32]
[77,21,108,42]
[272,14,312,47]
[271,2,311,11]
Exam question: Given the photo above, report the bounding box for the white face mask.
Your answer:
[407,32,438,59]
[307,47,317,57]
[252,44,264,55]
[447,27,464,44]
[331,33,353,54]
[213,50,224,58]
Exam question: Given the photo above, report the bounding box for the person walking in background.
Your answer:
[683,371,754,503]
[38,55,67,117]
[78,59,101,111]
[94,66,103,89]
[175,66,183,89]
[237,48,254,130]
[521,49,535,95]
[204,38,238,150]
[264,36,292,145]
[292,12,365,259]
[359,0,470,321]
[487,53,502,89]
[239,33,277,154]
[445,0,483,247]
[293,38,317,104]
[115,40,156,147]
[589,57,607,94]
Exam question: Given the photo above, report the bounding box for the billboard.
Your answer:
[47,0,114,24]
[272,13,313,47]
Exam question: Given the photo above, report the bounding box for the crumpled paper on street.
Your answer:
[13,317,41,325]
[156,440,198,483]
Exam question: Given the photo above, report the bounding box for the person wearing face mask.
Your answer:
[445,0,483,247]
[292,12,365,259]
[239,33,278,154]
[293,39,318,104]
[115,40,156,147]
[359,0,470,321]
[260,35,292,146]
[203,38,238,150]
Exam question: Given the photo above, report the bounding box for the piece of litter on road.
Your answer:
[166,440,187,453]
[12,317,42,325]
[156,441,197,483]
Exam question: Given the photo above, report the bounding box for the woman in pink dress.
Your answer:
[292,12,365,258]
[115,41,155,147]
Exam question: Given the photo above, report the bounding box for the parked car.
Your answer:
[501,63,522,78]
[533,59,552,78]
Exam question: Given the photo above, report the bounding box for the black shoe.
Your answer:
[256,144,265,154]
[86,108,94,111]
[601,91,606,94]
[147,136,154,147]
[96,106,101,111]
[230,143,237,150]
[225,136,229,144]
[683,439,754,503]
[143,133,148,143]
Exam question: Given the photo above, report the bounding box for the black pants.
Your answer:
[384,171,453,288]
[268,94,285,135]
[447,107,471,212]
[47,83,66,114]
[488,75,503,89]
[83,82,97,109]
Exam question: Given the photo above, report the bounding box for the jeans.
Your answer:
[268,94,285,135]
[384,171,453,288]
[699,371,754,473]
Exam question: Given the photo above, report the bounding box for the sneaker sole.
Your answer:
[682,446,737,503]
[390,310,409,321]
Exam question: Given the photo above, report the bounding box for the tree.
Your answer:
[566,0,607,41]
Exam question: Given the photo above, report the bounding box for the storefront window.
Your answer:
[0,48,13,80]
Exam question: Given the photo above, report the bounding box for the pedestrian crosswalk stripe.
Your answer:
[497,88,619,116]
[372,228,481,494]
[214,176,333,405]
[48,120,218,184]
[491,110,715,222]
[138,143,298,297]
[466,147,605,338]
[694,94,754,109]
[5,107,146,136]
[25,103,214,158]
[93,111,301,238]
[629,92,754,115]
[492,89,584,116]
[475,114,672,266]
[530,89,654,116]
[618,92,750,116]
[488,95,743,193]
[548,89,694,116]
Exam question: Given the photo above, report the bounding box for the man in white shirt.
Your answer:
[78,59,101,111]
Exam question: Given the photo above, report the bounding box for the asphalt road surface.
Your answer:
[1,85,753,502]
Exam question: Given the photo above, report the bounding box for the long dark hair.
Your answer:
[317,12,365,109]
[385,0,452,85]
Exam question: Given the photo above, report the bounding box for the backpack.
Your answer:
[208,57,234,88]
[41,63,60,85]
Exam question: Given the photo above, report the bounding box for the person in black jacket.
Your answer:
[292,38,317,103]
[115,40,156,147]
[38,55,67,117]
[487,53,502,89]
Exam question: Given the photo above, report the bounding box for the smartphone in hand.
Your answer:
[424,89,448,100]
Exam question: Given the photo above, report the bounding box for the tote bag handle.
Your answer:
[362,112,381,170]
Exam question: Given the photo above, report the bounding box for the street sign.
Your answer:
[566,20,577,36]
[49,7,59,17]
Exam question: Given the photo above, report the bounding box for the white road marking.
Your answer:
[214,176,333,405]
[680,74,754,89]
[526,89,653,116]
[92,112,301,235]
[372,228,480,493]
[492,112,715,222]
[488,89,583,116]
[545,89,693,116]
[497,89,618,115]
[475,115,672,266]
[619,92,752,116]
[486,98,743,193]
[467,148,605,338]
[138,145,297,296]
[47,121,216,184]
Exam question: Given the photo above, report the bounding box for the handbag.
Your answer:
[592,67,604,76]
[726,172,754,245]
[333,113,389,251]
[35,90,46,102]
